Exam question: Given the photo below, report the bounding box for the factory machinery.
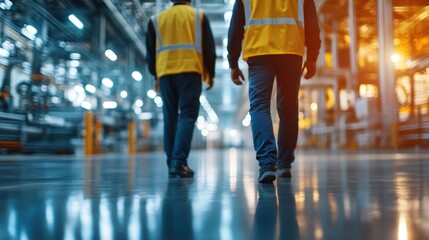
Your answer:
[0,0,141,154]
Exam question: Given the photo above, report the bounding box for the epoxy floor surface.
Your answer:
[0,148,428,240]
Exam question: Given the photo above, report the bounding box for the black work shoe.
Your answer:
[258,163,277,183]
[278,168,292,178]
[169,162,194,178]
[183,164,195,175]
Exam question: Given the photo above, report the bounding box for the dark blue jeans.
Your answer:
[247,55,303,168]
[159,73,202,167]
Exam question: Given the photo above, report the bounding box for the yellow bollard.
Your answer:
[94,121,103,153]
[128,120,136,154]
[85,111,94,155]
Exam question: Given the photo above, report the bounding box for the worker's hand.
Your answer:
[302,60,317,79]
[231,68,245,85]
[155,79,160,92]
[206,77,214,90]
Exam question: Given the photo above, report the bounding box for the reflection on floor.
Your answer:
[0,149,429,239]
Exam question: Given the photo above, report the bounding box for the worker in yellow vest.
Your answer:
[146,0,216,177]
[228,0,321,183]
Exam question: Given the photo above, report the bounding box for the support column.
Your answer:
[331,21,339,70]
[348,0,358,92]
[377,0,397,147]
[96,14,106,111]
[318,16,326,68]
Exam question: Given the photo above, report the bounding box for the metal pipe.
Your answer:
[102,0,147,57]
[377,0,397,147]
[348,0,358,92]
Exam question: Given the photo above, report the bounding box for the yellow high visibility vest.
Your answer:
[242,0,305,60]
[152,5,205,79]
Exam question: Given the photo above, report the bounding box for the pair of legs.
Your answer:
[247,54,303,177]
[159,72,201,175]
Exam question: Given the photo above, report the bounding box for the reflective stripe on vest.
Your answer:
[152,9,202,54]
[243,0,304,28]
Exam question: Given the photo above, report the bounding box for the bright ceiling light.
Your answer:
[102,78,113,88]
[391,54,401,63]
[132,71,143,81]
[105,49,117,61]
[85,84,96,93]
[103,101,117,109]
[25,25,37,35]
[154,96,163,107]
[21,25,37,40]
[70,53,81,60]
[147,90,157,99]
[68,14,84,30]
[81,101,92,110]
[135,99,143,107]
[120,90,128,98]
[0,0,13,10]
[0,48,10,58]
[69,60,80,68]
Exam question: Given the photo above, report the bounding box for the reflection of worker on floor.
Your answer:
[146,0,216,177]
[227,0,321,183]
[161,179,194,239]
[253,182,299,239]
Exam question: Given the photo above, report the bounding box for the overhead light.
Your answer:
[21,25,37,40]
[73,85,85,93]
[201,129,209,137]
[391,54,401,63]
[120,90,128,98]
[154,96,163,107]
[242,112,251,127]
[70,53,81,60]
[81,101,92,110]
[147,90,157,99]
[68,14,84,30]
[132,71,142,81]
[103,101,117,109]
[0,0,13,10]
[69,60,80,68]
[105,49,117,61]
[25,25,37,35]
[102,78,113,88]
[229,129,238,137]
[138,112,153,120]
[85,84,96,93]
[135,99,143,107]
[0,48,10,58]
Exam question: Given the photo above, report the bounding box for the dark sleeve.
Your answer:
[227,0,245,69]
[304,0,321,62]
[202,14,216,78]
[145,19,157,79]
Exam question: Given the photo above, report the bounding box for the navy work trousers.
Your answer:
[159,72,202,167]
[247,55,303,168]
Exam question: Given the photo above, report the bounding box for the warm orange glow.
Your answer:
[391,54,401,63]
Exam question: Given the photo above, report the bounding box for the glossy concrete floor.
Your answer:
[0,149,429,240]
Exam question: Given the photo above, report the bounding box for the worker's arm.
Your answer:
[227,0,245,69]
